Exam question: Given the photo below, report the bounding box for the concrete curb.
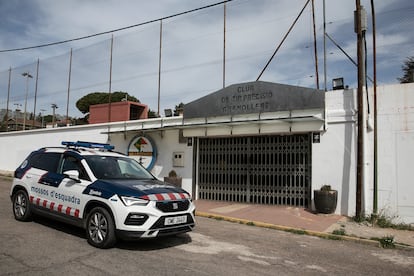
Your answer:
[3,174,412,251]
[196,211,414,250]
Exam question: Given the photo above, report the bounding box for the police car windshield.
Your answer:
[84,156,155,180]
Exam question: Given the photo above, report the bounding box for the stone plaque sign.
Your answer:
[184,81,325,119]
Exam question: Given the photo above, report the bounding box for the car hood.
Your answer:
[82,178,189,200]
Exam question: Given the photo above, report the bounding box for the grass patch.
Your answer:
[353,212,413,231]
[332,228,346,236]
[326,234,343,240]
[286,229,306,235]
[246,221,255,226]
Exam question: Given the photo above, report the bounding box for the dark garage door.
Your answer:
[198,134,311,207]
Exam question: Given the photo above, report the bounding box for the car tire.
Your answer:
[12,190,32,221]
[86,207,117,249]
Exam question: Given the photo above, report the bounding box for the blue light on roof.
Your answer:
[62,141,115,150]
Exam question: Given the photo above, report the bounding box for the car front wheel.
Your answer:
[12,190,32,221]
[86,207,116,248]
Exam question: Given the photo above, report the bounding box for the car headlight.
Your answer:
[120,196,149,206]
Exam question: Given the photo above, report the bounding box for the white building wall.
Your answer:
[0,124,108,173]
[109,129,194,194]
[312,88,357,216]
[311,82,414,223]
[376,83,414,223]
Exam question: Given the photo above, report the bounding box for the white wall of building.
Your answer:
[312,82,414,223]
[0,124,108,173]
[0,83,413,223]
[376,83,414,223]
[109,129,194,193]
[312,88,358,216]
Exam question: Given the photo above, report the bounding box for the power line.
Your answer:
[0,0,233,53]
[256,0,310,81]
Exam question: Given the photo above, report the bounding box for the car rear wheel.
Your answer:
[86,207,116,248]
[12,190,32,221]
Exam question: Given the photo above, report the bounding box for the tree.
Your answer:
[147,109,159,118]
[398,56,414,83]
[76,91,139,114]
[174,102,184,116]
[43,115,54,124]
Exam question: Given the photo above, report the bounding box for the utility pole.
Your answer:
[323,0,327,91]
[355,0,366,219]
[371,0,378,216]
[66,49,73,126]
[5,68,12,131]
[157,21,163,117]
[311,0,319,89]
[22,72,33,131]
[40,109,46,128]
[223,2,226,88]
[33,59,40,128]
[51,104,58,128]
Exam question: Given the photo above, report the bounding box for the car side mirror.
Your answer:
[64,170,81,183]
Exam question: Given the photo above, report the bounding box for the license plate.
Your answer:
[164,215,187,226]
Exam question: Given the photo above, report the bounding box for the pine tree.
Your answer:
[397,56,414,83]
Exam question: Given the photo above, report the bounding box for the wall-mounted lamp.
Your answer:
[332,77,344,90]
[164,109,172,117]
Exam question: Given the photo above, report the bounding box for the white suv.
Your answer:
[10,141,195,248]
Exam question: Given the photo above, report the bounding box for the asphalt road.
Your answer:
[1,177,413,275]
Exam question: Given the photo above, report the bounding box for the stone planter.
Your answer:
[164,177,182,188]
[314,189,338,214]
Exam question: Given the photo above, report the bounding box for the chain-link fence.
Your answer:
[1,0,412,131]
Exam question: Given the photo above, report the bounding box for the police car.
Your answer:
[10,141,195,248]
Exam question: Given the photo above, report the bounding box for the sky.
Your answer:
[0,0,413,119]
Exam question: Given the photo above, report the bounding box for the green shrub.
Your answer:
[353,211,413,231]
[373,235,396,249]
[332,228,346,236]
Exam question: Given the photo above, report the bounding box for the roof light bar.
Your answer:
[62,141,115,150]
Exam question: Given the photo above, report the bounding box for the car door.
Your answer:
[26,152,62,207]
[55,153,92,220]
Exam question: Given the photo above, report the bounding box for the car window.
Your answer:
[117,158,152,178]
[85,155,154,180]
[60,155,90,181]
[29,152,61,172]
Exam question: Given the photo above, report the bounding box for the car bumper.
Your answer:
[116,223,195,240]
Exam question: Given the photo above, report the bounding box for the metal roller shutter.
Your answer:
[198,134,311,207]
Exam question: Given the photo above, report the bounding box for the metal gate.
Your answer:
[198,134,311,207]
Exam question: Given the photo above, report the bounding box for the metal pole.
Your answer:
[40,109,46,128]
[23,77,28,130]
[355,0,365,219]
[371,0,378,215]
[157,20,163,117]
[22,72,33,131]
[33,59,40,128]
[51,103,58,127]
[323,0,327,91]
[66,49,73,126]
[311,0,319,89]
[223,2,226,88]
[5,67,11,131]
[108,35,114,123]
[14,103,21,131]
